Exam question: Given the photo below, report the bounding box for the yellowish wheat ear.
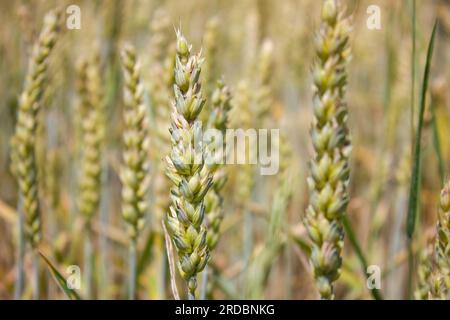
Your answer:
[12,9,62,247]
[305,0,352,300]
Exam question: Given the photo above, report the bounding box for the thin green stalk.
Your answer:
[407,241,414,299]
[243,210,253,270]
[84,228,94,299]
[32,250,40,300]
[14,197,25,299]
[343,216,383,300]
[99,166,110,299]
[158,250,168,299]
[406,20,437,299]
[200,265,208,300]
[188,286,195,300]
[128,242,137,299]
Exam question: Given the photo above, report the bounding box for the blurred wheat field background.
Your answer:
[0,0,449,300]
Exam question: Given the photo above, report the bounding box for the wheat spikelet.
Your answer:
[204,80,232,250]
[165,30,212,299]
[12,9,61,247]
[304,0,352,299]
[120,44,150,243]
[76,55,104,225]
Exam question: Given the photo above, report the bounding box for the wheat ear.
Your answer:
[12,9,61,248]
[165,30,212,300]
[11,9,61,300]
[120,44,150,299]
[204,80,232,250]
[304,0,351,299]
[75,53,105,298]
[76,57,104,225]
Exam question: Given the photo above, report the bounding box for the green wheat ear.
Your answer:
[12,9,62,247]
[205,79,232,251]
[304,0,352,300]
[120,44,151,299]
[120,44,150,243]
[76,55,105,226]
[165,30,213,300]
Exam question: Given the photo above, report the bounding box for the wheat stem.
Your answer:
[128,241,137,300]
[14,196,25,299]
[31,250,40,300]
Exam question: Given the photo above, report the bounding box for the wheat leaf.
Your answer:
[406,20,438,238]
[39,251,82,300]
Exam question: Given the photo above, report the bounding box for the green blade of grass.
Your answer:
[343,216,383,300]
[406,20,437,299]
[39,251,82,300]
[406,20,438,238]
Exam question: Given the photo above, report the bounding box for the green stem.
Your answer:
[188,277,196,300]
[407,240,414,299]
[243,209,253,269]
[128,242,137,300]
[32,250,40,300]
[14,196,25,300]
[99,163,110,299]
[343,216,383,300]
[84,228,94,299]
[188,292,195,300]
[405,20,437,299]
[200,265,208,300]
[157,244,167,299]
